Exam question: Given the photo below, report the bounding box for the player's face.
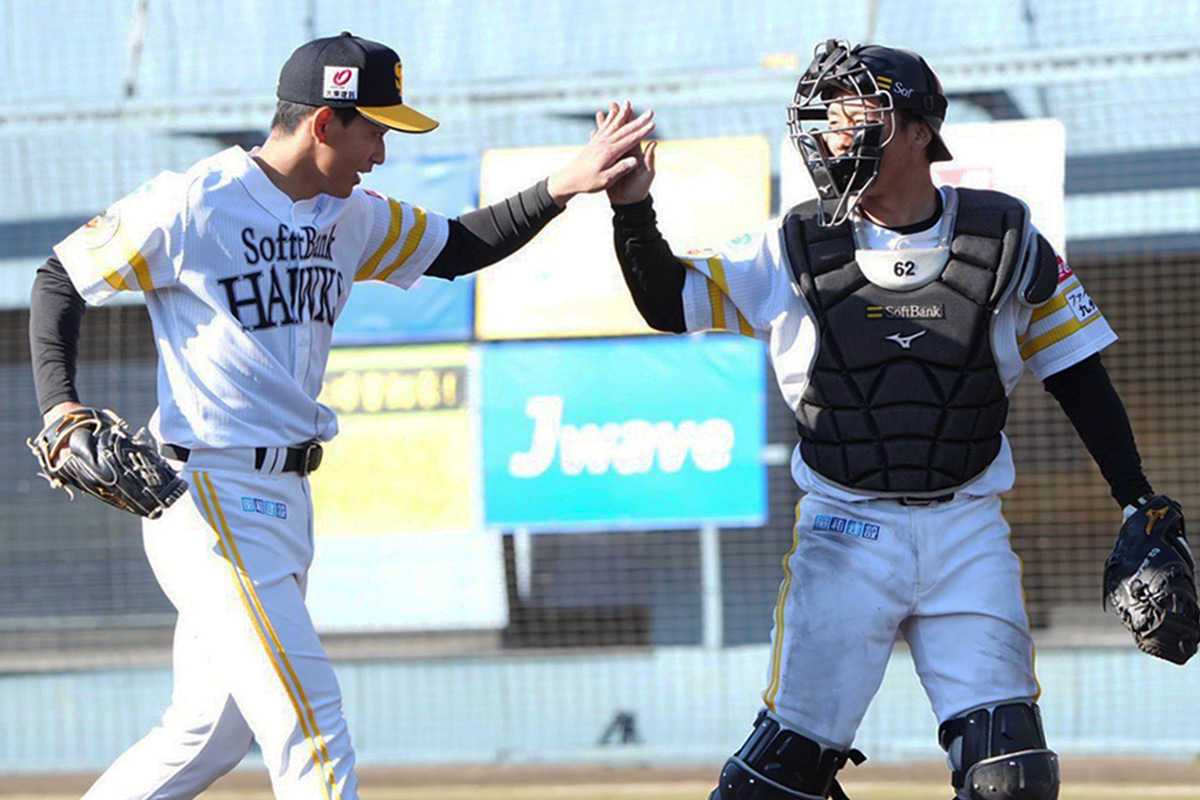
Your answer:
[317,112,388,198]
[820,96,890,159]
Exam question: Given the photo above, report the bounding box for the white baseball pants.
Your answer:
[83,458,357,800]
[762,493,1040,748]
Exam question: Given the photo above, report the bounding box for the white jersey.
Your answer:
[678,185,1116,501]
[54,146,449,449]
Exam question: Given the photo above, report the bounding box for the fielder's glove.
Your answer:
[28,407,188,519]
[1103,495,1200,665]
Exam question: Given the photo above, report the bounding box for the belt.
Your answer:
[896,493,955,506]
[161,442,324,476]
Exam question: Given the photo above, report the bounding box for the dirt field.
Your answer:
[5,759,1200,799]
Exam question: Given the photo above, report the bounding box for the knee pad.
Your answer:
[710,711,865,800]
[938,701,1060,800]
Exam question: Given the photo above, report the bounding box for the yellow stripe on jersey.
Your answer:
[706,278,727,330]
[103,225,155,291]
[764,499,803,712]
[703,257,755,335]
[355,198,404,281]
[377,206,429,282]
[128,250,154,291]
[1027,279,1080,325]
[1019,311,1103,360]
[735,309,754,337]
[101,265,131,292]
[706,256,732,296]
[197,473,342,800]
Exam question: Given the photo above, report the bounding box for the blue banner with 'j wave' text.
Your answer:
[482,336,767,530]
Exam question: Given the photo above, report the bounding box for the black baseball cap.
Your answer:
[277,31,438,133]
[855,45,952,161]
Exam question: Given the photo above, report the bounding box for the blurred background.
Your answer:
[1,0,1199,781]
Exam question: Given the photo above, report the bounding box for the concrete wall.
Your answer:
[2,644,1197,774]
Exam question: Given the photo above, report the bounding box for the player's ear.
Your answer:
[310,107,335,145]
[910,118,933,152]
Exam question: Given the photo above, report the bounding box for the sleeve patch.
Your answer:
[1065,285,1098,322]
[79,208,121,250]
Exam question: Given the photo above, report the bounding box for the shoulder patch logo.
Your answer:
[79,207,121,250]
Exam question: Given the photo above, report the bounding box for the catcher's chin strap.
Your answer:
[710,711,866,800]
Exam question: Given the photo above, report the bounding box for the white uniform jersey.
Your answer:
[679,185,1116,502]
[55,146,449,449]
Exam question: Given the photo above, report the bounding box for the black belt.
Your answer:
[896,493,955,506]
[161,442,324,476]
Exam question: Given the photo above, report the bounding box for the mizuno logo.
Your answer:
[1146,506,1169,535]
[884,330,926,349]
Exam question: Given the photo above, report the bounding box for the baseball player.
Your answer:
[607,40,1192,800]
[28,32,652,800]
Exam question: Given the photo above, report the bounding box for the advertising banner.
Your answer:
[307,344,507,631]
[481,336,767,530]
[476,136,771,339]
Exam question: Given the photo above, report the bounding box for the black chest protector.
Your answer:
[782,188,1030,495]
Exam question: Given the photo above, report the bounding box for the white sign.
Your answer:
[781,119,1068,253]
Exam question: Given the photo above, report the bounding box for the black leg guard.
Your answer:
[710,711,866,800]
[938,702,1060,800]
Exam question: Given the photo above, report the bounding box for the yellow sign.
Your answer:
[476,136,771,340]
[311,344,476,537]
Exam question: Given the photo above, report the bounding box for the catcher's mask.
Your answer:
[787,39,952,226]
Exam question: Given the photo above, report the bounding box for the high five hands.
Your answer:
[546,101,655,207]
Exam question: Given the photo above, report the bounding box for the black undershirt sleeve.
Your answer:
[30,256,86,415]
[1042,352,1154,508]
[611,195,686,333]
[425,178,564,280]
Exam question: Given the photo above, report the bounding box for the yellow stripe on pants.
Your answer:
[196,473,342,800]
[763,499,803,711]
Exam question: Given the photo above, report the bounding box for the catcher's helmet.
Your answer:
[788,40,951,226]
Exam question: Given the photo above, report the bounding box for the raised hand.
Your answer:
[605,131,657,206]
[546,101,655,206]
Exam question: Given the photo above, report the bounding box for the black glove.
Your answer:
[1103,495,1200,665]
[28,407,188,519]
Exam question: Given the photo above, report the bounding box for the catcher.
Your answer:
[607,39,1197,800]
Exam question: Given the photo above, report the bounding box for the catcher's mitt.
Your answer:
[28,408,188,519]
[1103,495,1200,665]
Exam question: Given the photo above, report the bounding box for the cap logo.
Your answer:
[323,65,359,100]
[394,61,403,95]
[877,75,914,97]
